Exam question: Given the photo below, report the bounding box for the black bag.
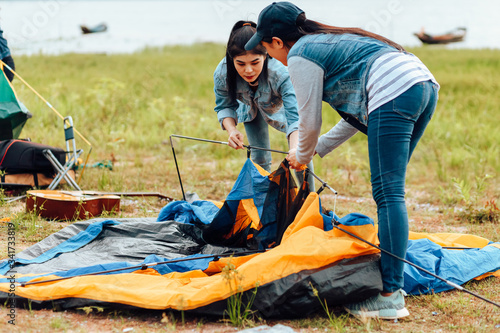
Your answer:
[0,139,65,176]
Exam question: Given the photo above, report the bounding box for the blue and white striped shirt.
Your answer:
[367,52,439,113]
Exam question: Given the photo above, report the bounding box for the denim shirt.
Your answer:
[287,33,398,132]
[213,57,299,137]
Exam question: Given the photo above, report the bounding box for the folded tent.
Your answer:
[0,159,383,316]
[0,159,499,316]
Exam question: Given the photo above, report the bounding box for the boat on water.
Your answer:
[414,27,466,45]
[80,23,108,34]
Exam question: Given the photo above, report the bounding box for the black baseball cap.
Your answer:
[244,2,304,50]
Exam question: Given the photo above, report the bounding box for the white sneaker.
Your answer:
[344,289,410,320]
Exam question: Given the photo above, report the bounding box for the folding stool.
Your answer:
[43,116,83,190]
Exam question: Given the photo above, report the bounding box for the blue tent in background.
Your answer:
[0,65,31,140]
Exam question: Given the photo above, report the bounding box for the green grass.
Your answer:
[1,44,499,332]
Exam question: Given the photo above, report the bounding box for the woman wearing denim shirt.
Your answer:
[214,20,313,189]
[246,2,439,319]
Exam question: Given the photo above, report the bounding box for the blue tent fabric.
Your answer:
[338,213,375,226]
[216,157,271,220]
[0,218,212,277]
[321,211,375,231]
[0,262,138,285]
[0,220,119,275]
[226,158,270,205]
[0,253,215,285]
[201,159,273,247]
[404,239,500,294]
[157,159,273,248]
[157,200,219,224]
[142,254,214,275]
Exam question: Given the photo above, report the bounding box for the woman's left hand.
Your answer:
[286,148,306,170]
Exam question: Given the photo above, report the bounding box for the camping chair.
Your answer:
[43,116,83,190]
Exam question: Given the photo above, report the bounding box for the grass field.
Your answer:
[1,44,499,332]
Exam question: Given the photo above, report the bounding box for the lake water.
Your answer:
[1,0,500,55]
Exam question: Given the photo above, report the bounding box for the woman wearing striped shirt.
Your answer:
[245,2,439,319]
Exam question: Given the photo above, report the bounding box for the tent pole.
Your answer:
[18,249,266,287]
[170,134,338,193]
[170,134,289,154]
[330,218,500,308]
[169,135,186,201]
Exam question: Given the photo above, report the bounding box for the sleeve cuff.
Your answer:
[296,154,313,166]
[217,108,238,129]
[286,121,299,137]
[315,140,331,158]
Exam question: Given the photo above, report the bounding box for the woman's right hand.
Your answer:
[228,128,244,149]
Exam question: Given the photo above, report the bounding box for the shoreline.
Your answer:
[12,42,500,58]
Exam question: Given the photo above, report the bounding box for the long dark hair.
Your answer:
[264,13,405,51]
[226,21,269,102]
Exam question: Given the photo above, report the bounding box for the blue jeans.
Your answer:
[244,110,315,191]
[367,81,438,292]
